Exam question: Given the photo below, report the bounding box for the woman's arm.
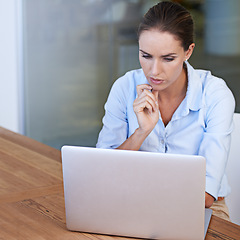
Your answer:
[97,71,159,149]
[199,78,235,202]
[116,127,151,150]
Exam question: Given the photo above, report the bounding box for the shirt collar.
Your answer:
[185,61,203,112]
[170,62,203,122]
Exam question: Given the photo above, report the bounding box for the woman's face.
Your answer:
[139,29,194,93]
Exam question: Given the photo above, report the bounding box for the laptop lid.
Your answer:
[62,146,206,240]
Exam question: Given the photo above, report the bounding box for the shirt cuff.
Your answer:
[205,176,220,200]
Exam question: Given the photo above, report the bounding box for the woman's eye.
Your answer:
[164,57,174,62]
[142,54,152,59]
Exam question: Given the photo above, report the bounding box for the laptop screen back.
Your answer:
[62,146,206,240]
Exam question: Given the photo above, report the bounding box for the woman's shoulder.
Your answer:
[188,62,233,98]
[187,62,235,111]
[199,70,233,103]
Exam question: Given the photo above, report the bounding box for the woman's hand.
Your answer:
[205,192,215,208]
[133,84,159,136]
[117,84,159,151]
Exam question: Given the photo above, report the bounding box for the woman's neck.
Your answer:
[157,66,188,126]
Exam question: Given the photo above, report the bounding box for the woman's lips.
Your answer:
[149,77,164,85]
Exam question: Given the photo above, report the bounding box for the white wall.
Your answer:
[0,0,22,133]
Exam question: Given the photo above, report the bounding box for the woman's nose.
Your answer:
[151,60,162,76]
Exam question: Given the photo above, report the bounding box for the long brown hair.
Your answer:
[138,1,194,51]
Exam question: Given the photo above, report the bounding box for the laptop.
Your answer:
[61,146,212,240]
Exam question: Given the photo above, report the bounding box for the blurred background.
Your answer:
[1,0,240,149]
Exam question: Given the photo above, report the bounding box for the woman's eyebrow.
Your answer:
[139,49,177,57]
[161,53,177,57]
[139,49,151,55]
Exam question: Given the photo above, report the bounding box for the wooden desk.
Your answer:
[0,127,240,240]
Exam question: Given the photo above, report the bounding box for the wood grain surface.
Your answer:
[0,127,239,240]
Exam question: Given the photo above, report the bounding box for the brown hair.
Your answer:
[138,1,194,51]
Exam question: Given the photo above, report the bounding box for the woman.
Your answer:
[96,1,235,221]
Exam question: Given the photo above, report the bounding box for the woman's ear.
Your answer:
[185,43,195,61]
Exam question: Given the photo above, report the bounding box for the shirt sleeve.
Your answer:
[198,78,235,200]
[96,75,131,149]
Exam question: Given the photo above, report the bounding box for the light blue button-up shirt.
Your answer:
[96,62,235,200]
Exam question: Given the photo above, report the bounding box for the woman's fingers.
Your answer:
[136,84,153,97]
[134,99,154,114]
[134,85,160,134]
[135,85,158,112]
[134,94,157,113]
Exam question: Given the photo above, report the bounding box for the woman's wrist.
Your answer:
[117,127,150,151]
[135,127,152,140]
